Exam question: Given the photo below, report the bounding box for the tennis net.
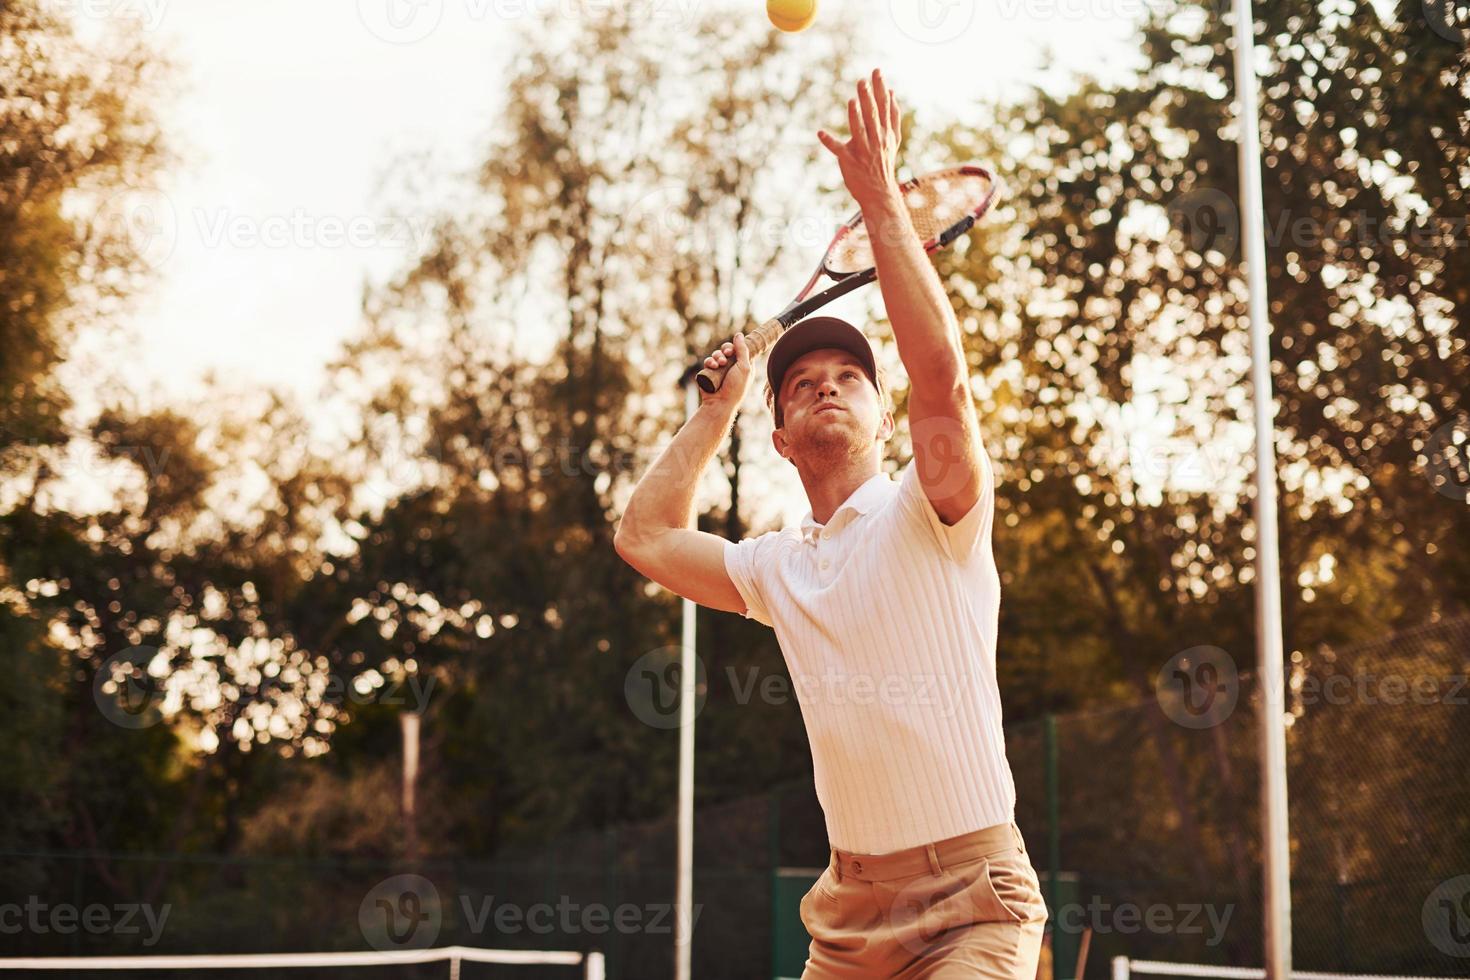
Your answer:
[1112,957,1453,980]
[0,945,604,979]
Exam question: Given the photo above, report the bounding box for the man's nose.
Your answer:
[816,379,839,397]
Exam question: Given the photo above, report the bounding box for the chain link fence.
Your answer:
[3,617,1466,978]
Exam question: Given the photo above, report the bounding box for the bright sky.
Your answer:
[61,0,1162,527]
[67,0,1151,403]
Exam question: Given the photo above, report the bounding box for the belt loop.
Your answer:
[831,847,842,883]
[1011,822,1024,851]
[925,843,942,875]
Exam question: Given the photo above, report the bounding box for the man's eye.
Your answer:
[842,371,858,380]
[796,380,812,390]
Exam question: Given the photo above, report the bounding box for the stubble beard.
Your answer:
[794,413,873,469]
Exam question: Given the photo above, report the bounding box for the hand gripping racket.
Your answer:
[695,165,1000,394]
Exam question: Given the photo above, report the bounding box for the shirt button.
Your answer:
[821,530,829,540]
[820,560,830,570]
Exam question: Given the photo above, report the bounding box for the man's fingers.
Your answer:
[872,69,888,129]
[888,90,900,136]
[706,335,746,370]
[818,129,845,157]
[858,81,879,148]
[847,98,865,148]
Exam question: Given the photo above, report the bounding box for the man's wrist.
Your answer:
[858,185,912,248]
[857,183,905,219]
[696,394,742,426]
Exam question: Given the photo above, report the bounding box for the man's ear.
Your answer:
[772,427,793,463]
[878,410,896,443]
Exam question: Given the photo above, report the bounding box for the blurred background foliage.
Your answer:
[0,0,1466,974]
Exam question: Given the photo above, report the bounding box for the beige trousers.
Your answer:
[798,821,1048,979]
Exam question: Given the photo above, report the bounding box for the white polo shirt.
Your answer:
[723,453,1014,854]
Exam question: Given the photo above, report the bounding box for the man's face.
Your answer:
[772,348,892,465]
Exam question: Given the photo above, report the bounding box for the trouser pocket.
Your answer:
[976,850,1048,924]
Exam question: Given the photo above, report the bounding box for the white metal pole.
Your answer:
[1230,1,1292,977]
[674,380,699,980]
[401,711,421,863]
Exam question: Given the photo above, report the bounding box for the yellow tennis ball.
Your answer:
[767,0,817,33]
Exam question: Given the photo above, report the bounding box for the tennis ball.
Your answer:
[767,0,817,33]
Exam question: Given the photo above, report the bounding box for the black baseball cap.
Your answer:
[766,317,879,412]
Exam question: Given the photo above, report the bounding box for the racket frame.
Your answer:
[695,165,998,394]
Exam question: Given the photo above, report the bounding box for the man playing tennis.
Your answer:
[614,69,1046,978]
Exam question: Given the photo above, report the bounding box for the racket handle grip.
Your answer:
[695,317,787,394]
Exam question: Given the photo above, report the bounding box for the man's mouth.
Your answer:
[815,404,845,415]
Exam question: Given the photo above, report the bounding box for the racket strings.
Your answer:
[825,169,993,275]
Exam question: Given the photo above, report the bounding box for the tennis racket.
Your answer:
[695,164,1000,394]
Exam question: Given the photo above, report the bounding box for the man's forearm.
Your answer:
[617,400,737,544]
[863,189,966,383]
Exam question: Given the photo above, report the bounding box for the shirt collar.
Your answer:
[798,470,894,543]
